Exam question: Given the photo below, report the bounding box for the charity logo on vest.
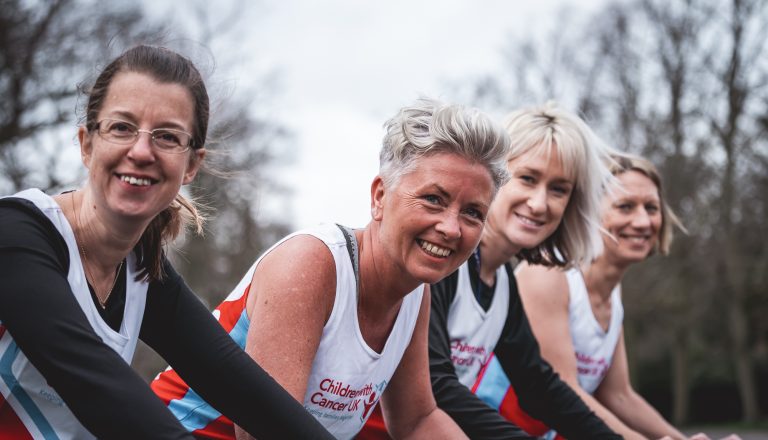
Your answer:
[576,352,610,378]
[305,378,385,424]
[450,339,488,368]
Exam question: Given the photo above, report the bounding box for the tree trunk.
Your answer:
[726,287,758,422]
[671,327,689,425]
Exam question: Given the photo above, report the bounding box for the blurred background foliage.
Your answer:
[455,0,768,426]
[1,0,765,427]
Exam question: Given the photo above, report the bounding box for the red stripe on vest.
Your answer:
[0,394,34,440]
[217,284,251,333]
[355,405,390,440]
[192,415,235,440]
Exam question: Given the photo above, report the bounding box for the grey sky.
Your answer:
[203,0,606,228]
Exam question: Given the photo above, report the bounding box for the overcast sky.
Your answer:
[198,0,607,229]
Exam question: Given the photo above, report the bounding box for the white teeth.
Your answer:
[120,175,152,186]
[516,214,543,226]
[620,234,648,244]
[419,240,451,257]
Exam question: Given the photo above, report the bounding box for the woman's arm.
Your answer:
[516,263,646,440]
[381,286,469,440]
[140,254,333,440]
[0,199,195,440]
[428,271,535,439]
[494,269,619,438]
[235,235,335,439]
[595,333,687,440]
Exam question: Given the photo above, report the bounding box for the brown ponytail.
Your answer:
[134,193,204,281]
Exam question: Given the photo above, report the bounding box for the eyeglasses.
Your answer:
[94,119,194,153]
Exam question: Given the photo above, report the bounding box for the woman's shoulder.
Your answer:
[516,262,568,287]
[0,195,64,244]
[0,194,70,270]
[515,262,569,303]
[253,231,338,298]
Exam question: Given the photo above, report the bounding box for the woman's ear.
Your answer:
[183,148,206,184]
[78,126,93,169]
[370,175,385,221]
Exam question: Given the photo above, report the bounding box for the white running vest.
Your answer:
[0,189,148,440]
[566,268,623,394]
[237,224,424,439]
[446,262,509,388]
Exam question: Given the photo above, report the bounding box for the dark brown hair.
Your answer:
[85,45,208,281]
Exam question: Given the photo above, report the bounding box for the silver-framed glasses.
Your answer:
[94,119,194,153]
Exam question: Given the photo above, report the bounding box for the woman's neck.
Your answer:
[582,255,627,301]
[356,225,415,314]
[354,225,415,353]
[63,189,145,273]
[476,228,520,286]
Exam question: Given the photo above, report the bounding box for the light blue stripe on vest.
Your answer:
[0,341,60,440]
[230,308,250,348]
[473,355,510,410]
[169,386,223,432]
[168,308,250,431]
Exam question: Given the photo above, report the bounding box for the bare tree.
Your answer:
[703,0,768,422]
[2,0,296,381]
[0,0,164,193]
[129,0,296,380]
[464,0,768,425]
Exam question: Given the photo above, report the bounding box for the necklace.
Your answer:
[70,191,124,309]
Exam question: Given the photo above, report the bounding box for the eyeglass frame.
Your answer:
[91,118,197,153]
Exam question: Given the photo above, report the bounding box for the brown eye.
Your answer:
[108,121,136,137]
[155,131,181,146]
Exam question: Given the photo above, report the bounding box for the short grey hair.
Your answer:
[506,101,616,268]
[379,97,510,193]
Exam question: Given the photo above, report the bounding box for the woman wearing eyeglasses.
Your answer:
[0,45,332,440]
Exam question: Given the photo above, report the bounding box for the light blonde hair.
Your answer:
[504,102,615,267]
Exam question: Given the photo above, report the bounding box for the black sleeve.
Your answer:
[495,265,620,439]
[141,262,333,440]
[428,269,534,440]
[0,198,195,440]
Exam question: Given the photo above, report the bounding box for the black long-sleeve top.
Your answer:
[0,197,332,440]
[428,260,620,440]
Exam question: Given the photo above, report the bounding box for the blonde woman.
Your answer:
[517,154,704,440]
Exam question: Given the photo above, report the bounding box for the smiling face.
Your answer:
[601,170,662,265]
[79,71,204,225]
[372,152,495,285]
[485,146,574,255]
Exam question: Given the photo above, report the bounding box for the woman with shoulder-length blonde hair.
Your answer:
[516,153,703,439]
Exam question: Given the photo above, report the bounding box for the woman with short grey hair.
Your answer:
[152,97,510,439]
[361,102,621,439]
